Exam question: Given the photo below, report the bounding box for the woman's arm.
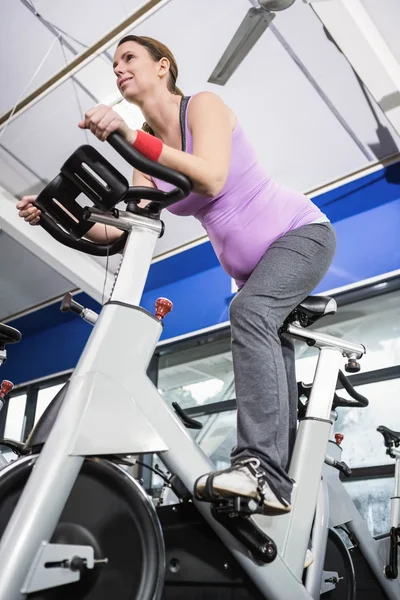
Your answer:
[84,169,155,243]
[79,92,234,199]
[157,92,233,197]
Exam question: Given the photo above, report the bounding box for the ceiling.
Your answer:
[0,231,73,319]
[1,0,400,321]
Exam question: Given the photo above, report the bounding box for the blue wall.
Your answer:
[3,162,400,385]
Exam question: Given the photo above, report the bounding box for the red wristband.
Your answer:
[132,130,163,162]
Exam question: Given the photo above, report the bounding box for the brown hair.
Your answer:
[117,35,183,136]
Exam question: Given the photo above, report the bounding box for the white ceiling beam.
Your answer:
[0,187,114,304]
[0,0,172,129]
[308,0,400,135]
[341,0,400,91]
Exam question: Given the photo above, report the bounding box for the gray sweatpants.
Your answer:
[230,222,336,503]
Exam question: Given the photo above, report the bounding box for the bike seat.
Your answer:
[286,295,337,328]
[0,324,22,350]
[377,425,400,448]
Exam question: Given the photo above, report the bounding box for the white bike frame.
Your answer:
[390,449,400,530]
[305,435,400,598]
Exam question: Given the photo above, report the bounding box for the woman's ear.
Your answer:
[158,57,170,78]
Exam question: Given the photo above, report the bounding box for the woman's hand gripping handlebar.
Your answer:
[30,132,192,256]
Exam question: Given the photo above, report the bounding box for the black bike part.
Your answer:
[106,132,192,211]
[0,439,25,456]
[172,402,203,430]
[167,474,192,502]
[297,383,353,418]
[38,208,128,256]
[297,383,354,418]
[36,132,191,255]
[62,145,130,210]
[290,294,336,328]
[211,502,277,564]
[35,143,130,249]
[335,460,352,478]
[35,174,94,239]
[345,358,361,373]
[0,323,22,350]
[349,537,389,599]
[297,370,369,416]
[36,166,129,256]
[38,204,128,257]
[385,526,400,579]
[322,528,356,599]
[0,456,165,600]
[23,382,69,452]
[336,370,369,407]
[60,292,86,316]
[377,425,400,458]
[158,501,265,600]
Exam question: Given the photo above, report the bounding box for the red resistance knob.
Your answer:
[155,298,173,321]
[0,380,14,399]
[335,433,344,446]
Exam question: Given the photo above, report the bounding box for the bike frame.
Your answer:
[0,210,396,599]
[390,450,400,530]
[304,438,400,599]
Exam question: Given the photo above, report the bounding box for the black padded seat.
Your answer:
[377,425,400,448]
[0,324,22,350]
[286,295,337,328]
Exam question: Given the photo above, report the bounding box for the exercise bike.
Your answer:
[53,280,400,600]
[0,324,23,469]
[0,133,398,599]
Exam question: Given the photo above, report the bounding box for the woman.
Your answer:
[17,35,336,518]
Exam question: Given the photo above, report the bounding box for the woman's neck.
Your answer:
[138,91,182,141]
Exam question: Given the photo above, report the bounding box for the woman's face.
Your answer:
[113,41,165,101]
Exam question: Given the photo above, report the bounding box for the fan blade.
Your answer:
[259,0,296,10]
[208,7,275,86]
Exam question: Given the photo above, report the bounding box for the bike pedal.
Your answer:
[212,496,260,517]
[211,501,277,564]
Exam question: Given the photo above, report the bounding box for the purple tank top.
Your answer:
[152,95,326,288]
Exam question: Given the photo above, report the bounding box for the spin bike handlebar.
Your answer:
[35,132,192,257]
[336,369,369,409]
[107,132,192,206]
[298,368,369,416]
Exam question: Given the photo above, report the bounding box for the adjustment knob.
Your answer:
[155,298,173,321]
[60,292,84,316]
[335,433,344,446]
[345,358,360,373]
[0,380,13,398]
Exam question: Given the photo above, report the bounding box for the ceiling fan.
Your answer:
[208,0,296,85]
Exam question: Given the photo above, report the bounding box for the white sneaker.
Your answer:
[194,458,291,516]
[304,548,314,569]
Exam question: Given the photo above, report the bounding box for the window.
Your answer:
[197,410,236,470]
[4,394,27,441]
[0,374,70,443]
[335,378,400,468]
[343,477,393,537]
[34,384,64,426]
[148,410,237,495]
[158,339,235,409]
